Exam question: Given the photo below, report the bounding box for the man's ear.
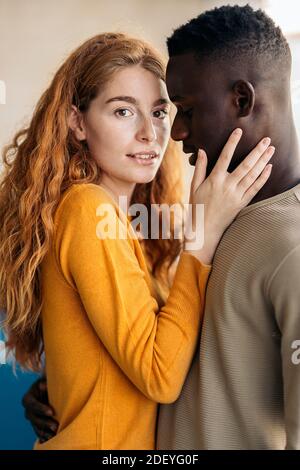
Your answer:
[232,80,255,117]
[68,105,87,141]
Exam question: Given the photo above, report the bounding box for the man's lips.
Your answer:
[183,145,198,166]
[189,153,198,166]
[183,145,197,154]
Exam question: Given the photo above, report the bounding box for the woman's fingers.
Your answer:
[237,146,275,194]
[191,149,208,192]
[241,164,273,204]
[230,137,271,184]
[212,128,243,174]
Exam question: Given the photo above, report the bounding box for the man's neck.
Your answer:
[249,126,300,205]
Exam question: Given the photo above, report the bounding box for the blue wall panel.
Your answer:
[0,330,39,449]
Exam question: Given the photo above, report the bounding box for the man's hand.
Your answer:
[22,377,58,443]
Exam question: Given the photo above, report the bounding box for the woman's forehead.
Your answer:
[100,66,168,101]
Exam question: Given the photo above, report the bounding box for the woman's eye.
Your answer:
[153,109,169,119]
[115,108,133,117]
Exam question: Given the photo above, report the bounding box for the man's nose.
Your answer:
[171,114,189,142]
[136,117,157,142]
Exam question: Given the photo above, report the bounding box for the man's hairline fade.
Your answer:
[166,5,291,73]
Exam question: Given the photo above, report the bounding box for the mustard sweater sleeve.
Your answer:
[54,185,211,404]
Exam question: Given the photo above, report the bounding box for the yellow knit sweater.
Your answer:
[34,183,211,450]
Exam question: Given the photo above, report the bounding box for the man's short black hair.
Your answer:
[167,4,291,67]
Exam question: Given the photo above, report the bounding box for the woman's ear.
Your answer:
[68,105,87,141]
[232,80,255,117]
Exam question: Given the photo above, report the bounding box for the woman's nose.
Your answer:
[136,117,156,142]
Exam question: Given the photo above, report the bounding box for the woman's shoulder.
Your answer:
[55,183,117,220]
[53,183,135,249]
[60,183,116,206]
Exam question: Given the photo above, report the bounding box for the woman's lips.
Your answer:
[127,153,159,165]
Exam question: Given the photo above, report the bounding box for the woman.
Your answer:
[0,33,274,449]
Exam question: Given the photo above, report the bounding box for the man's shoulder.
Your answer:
[224,184,300,269]
[247,184,300,237]
[258,185,300,274]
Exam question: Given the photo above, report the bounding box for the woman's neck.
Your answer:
[98,175,135,211]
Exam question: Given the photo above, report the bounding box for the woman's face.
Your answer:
[73,65,171,191]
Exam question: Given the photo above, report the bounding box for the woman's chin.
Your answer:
[129,168,159,184]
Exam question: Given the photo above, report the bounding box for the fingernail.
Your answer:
[198,149,204,157]
[234,128,242,135]
[263,137,271,145]
[268,146,275,153]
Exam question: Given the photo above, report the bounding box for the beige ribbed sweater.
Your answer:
[157,184,300,450]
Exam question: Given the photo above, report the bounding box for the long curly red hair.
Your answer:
[0,33,183,370]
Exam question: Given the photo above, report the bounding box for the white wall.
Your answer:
[0,0,217,149]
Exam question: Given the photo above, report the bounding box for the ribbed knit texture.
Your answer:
[34,183,211,450]
[157,184,300,450]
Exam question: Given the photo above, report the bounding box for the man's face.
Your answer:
[166,52,239,174]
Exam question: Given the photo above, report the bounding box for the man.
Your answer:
[23,5,300,449]
[157,5,300,450]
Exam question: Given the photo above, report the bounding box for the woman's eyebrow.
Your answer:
[105,96,170,106]
[105,96,137,105]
